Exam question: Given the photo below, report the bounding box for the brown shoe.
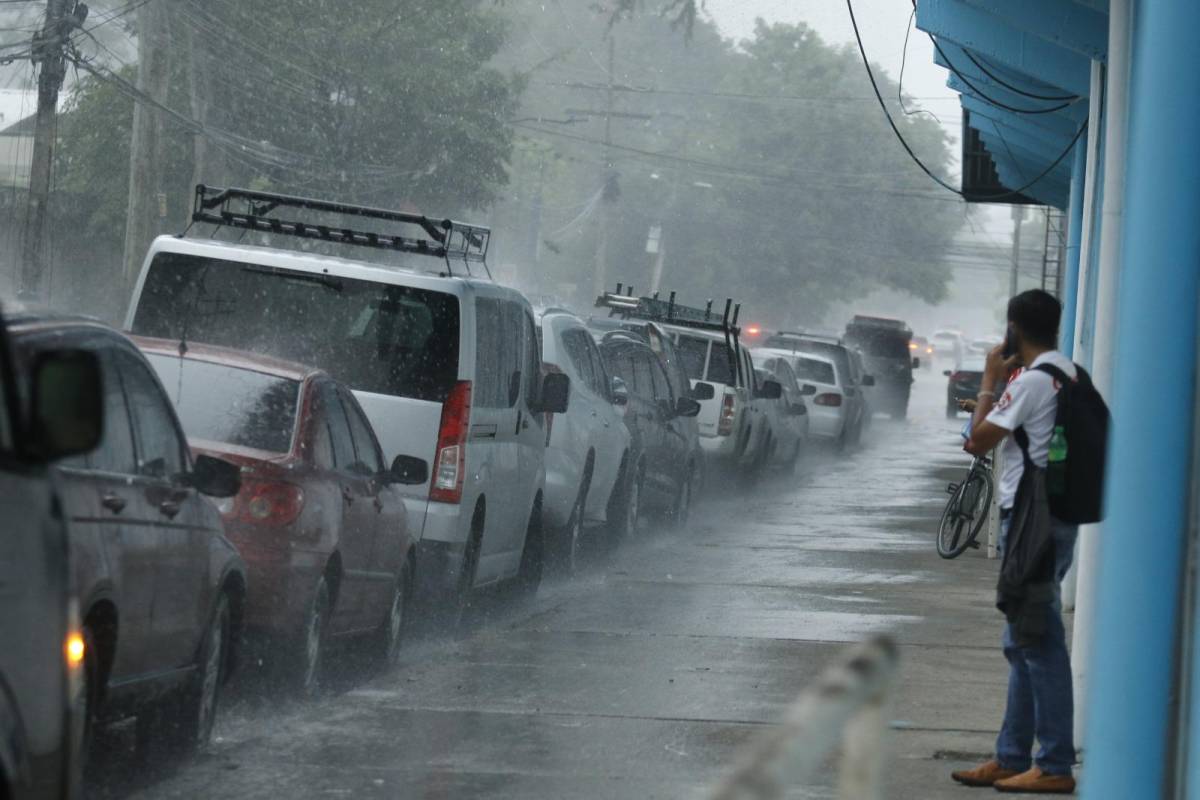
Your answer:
[994,767,1076,794]
[951,759,1021,787]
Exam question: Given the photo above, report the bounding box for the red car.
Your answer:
[135,337,429,695]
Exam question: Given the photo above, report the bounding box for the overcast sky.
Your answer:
[705,0,960,142]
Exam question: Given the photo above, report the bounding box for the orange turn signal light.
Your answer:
[66,632,85,666]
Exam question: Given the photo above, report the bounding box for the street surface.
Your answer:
[98,372,1016,799]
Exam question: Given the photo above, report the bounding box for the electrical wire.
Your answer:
[928,36,1074,116]
[963,50,1078,102]
[903,0,1077,103]
[845,0,1086,202]
[898,8,940,124]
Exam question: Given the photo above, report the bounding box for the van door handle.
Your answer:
[101,493,126,514]
[158,500,181,519]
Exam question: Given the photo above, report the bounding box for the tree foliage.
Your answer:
[53,0,521,260]
[496,5,963,323]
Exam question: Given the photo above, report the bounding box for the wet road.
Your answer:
[101,371,1009,799]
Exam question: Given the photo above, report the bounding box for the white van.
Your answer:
[126,227,568,616]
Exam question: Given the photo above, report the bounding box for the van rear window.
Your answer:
[131,253,460,403]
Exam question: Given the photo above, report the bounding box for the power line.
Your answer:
[963,51,1077,103]
[845,0,1086,202]
[928,35,1074,116]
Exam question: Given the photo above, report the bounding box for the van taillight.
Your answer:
[431,380,472,504]
[814,393,843,407]
[235,481,305,527]
[718,393,736,436]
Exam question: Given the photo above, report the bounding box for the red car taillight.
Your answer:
[814,393,843,407]
[718,393,736,436]
[234,481,305,527]
[430,380,472,504]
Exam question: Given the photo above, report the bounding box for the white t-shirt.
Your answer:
[986,351,1078,509]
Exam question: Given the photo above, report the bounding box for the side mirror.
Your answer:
[188,454,241,498]
[27,349,103,461]
[610,376,629,407]
[912,357,920,369]
[861,374,876,387]
[691,382,715,401]
[943,370,953,377]
[675,397,701,418]
[756,380,783,400]
[800,383,818,397]
[541,372,570,414]
[388,454,428,486]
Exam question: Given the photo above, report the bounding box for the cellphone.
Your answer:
[1001,328,1017,359]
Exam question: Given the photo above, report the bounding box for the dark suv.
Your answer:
[0,310,102,800]
[597,334,702,529]
[10,315,244,755]
[842,316,916,420]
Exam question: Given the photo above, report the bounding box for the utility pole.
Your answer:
[591,35,616,299]
[1008,204,1025,298]
[19,0,78,300]
[122,0,171,294]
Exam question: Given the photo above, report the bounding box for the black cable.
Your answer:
[898,8,940,123]
[929,36,1073,115]
[904,0,1077,103]
[845,0,1086,202]
[964,50,1078,102]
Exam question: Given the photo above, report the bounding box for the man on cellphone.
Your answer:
[950,290,1078,795]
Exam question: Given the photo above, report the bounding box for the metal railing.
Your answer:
[710,636,899,800]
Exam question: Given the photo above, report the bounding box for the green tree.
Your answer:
[50,0,523,312]
[493,7,963,324]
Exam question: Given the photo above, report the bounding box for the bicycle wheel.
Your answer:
[937,464,994,559]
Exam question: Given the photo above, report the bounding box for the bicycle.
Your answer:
[937,453,994,559]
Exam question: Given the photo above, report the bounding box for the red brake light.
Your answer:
[718,393,736,436]
[814,393,842,407]
[431,380,472,504]
[235,481,305,527]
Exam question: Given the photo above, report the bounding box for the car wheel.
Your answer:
[669,466,693,530]
[80,627,100,770]
[140,592,230,754]
[376,561,410,667]
[516,502,544,597]
[297,578,331,697]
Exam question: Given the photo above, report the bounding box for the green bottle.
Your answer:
[1047,425,1068,495]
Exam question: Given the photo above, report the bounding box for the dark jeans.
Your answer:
[995,516,1079,775]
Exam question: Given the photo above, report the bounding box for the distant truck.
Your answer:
[843,315,916,420]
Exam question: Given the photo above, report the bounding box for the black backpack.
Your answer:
[1015,363,1110,525]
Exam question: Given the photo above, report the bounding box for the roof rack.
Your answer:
[595,284,746,387]
[188,185,492,277]
[595,284,741,337]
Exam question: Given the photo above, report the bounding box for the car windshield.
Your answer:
[847,330,911,359]
[131,253,461,402]
[794,357,836,384]
[145,354,300,453]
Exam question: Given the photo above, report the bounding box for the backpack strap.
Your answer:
[1033,362,1075,386]
[1013,425,1036,469]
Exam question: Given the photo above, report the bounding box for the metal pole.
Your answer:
[1072,63,1106,367]
[1082,0,1200,795]
[1008,205,1023,298]
[591,36,616,299]
[18,0,71,301]
[1058,132,1089,361]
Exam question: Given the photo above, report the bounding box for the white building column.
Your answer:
[1070,0,1132,751]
